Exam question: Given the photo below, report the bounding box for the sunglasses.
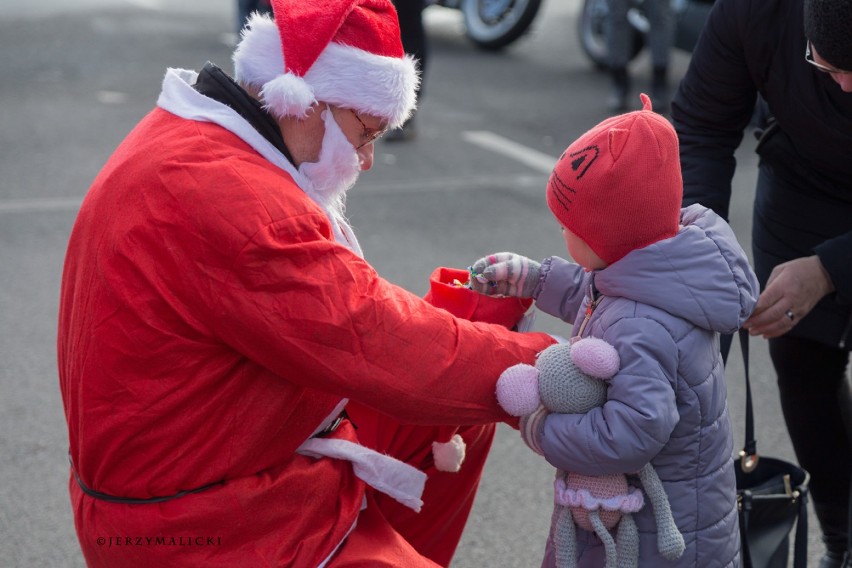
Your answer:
[805,40,852,75]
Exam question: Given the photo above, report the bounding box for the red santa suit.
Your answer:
[57,64,553,567]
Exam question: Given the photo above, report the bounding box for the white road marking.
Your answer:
[96,91,129,104]
[461,131,557,174]
[124,0,164,9]
[0,198,83,213]
[359,173,545,194]
[2,133,556,214]
[0,174,547,214]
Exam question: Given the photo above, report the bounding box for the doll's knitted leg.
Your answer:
[615,513,639,568]
[637,464,685,559]
[588,511,618,568]
[553,505,578,568]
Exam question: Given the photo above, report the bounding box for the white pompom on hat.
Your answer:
[233,0,419,128]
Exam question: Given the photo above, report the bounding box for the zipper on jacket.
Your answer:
[575,279,603,338]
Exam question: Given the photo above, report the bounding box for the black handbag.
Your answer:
[734,330,811,568]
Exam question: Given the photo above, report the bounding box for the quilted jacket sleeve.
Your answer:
[538,317,680,476]
[533,256,588,325]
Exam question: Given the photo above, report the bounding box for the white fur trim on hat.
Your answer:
[260,74,317,119]
[233,15,285,88]
[307,43,418,128]
[233,12,418,126]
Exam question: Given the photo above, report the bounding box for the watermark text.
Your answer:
[96,536,222,548]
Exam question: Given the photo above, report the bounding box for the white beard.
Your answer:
[298,107,362,221]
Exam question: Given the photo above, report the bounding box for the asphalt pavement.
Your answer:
[0,0,826,566]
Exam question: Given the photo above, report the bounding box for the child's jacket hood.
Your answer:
[594,204,759,334]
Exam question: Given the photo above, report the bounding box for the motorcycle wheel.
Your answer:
[578,0,644,69]
[462,0,543,51]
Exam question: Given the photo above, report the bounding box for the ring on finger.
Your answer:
[785,310,795,322]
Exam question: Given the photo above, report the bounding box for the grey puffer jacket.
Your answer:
[532,205,759,567]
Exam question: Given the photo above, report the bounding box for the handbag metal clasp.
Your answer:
[739,450,759,473]
[782,474,801,502]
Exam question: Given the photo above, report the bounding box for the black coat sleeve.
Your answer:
[815,233,852,305]
[670,0,761,220]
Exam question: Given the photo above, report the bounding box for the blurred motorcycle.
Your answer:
[578,0,714,68]
[430,0,544,50]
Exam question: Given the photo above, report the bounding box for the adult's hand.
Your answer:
[468,252,542,298]
[743,255,835,339]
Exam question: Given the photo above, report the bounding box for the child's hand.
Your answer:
[468,252,542,298]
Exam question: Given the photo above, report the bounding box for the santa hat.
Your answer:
[233,0,419,128]
[546,94,682,265]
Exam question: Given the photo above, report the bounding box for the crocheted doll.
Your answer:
[497,338,685,568]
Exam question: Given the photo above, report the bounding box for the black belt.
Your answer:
[69,453,223,504]
[67,411,349,505]
[313,409,351,438]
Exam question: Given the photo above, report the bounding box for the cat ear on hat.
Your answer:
[609,93,653,161]
[609,128,630,162]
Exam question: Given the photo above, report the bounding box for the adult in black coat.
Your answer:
[236,0,272,34]
[385,0,428,141]
[671,0,852,566]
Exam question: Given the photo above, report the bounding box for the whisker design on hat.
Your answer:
[548,168,578,213]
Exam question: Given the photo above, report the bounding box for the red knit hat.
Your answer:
[233,0,419,127]
[546,94,682,265]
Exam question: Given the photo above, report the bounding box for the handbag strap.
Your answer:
[737,329,757,567]
[739,487,754,564]
[794,494,809,567]
[738,329,757,468]
[735,328,809,568]
[847,475,852,568]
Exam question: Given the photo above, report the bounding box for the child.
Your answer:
[469,94,759,567]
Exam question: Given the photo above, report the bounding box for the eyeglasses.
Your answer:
[349,109,388,149]
[805,40,852,75]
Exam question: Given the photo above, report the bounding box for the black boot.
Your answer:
[819,550,847,568]
[608,67,629,113]
[652,66,670,113]
[815,502,850,568]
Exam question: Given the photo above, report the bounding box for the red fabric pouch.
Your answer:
[423,267,533,329]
